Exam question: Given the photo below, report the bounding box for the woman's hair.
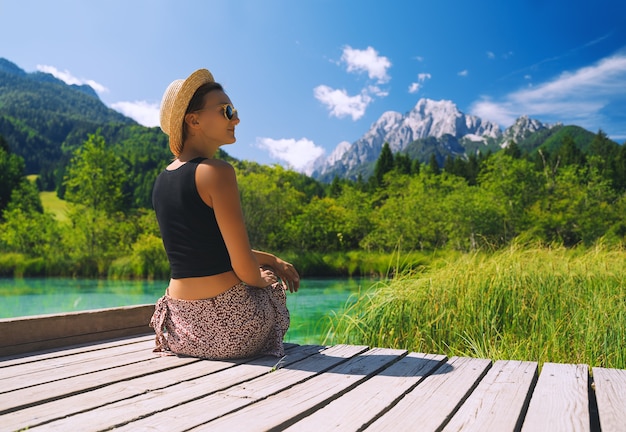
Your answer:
[182,82,224,144]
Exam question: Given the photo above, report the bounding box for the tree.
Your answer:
[443,155,455,174]
[373,142,394,187]
[428,153,440,175]
[63,131,127,214]
[589,129,616,160]
[61,206,135,275]
[236,165,305,250]
[612,144,626,192]
[557,134,586,167]
[4,178,43,214]
[59,132,133,275]
[328,175,342,198]
[394,153,412,175]
[525,165,618,246]
[0,137,26,217]
[503,141,522,158]
[588,129,617,181]
[478,152,544,241]
[0,208,60,258]
[443,184,504,251]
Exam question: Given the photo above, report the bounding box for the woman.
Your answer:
[150,68,299,359]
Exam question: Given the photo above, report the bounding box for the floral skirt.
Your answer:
[150,281,290,359]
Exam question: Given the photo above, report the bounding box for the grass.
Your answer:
[324,244,626,369]
[39,191,69,221]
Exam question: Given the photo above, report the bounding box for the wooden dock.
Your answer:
[1,306,625,431]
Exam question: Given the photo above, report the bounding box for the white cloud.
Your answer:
[458,69,469,77]
[470,53,626,132]
[36,64,109,94]
[315,45,390,120]
[341,46,391,83]
[314,85,372,120]
[111,100,160,127]
[256,137,325,172]
[418,73,431,81]
[409,73,432,94]
[367,85,388,97]
[487,51,496,59]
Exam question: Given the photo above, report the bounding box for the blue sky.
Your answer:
[1,0,625,170]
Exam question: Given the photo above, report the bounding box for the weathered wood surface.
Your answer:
[2,333,624,431]
[0,304,154,356]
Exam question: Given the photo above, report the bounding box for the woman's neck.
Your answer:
[178,142,217,161]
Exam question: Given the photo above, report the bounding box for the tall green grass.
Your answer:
[324,245,626,369]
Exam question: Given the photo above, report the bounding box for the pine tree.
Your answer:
[428,153,440,175]
[373,142,394,186]
[558,134,586,166]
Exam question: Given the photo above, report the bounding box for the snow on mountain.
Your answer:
[310,98,502,180]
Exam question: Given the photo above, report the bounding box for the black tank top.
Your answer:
[152,157,233,278]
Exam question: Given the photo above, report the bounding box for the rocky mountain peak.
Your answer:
[309,98,503,180]
[501,115,549,147]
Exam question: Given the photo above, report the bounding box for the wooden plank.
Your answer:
[195,347,408,431]
[367,356,492,432]
[0,304,154,356]
[28,344,331,432]
[441,359,538,432]
[0,338,154,381]
[593,367,626,432]
[109,344,369,432]
[282,352,447,431]
[0,334,155,367]
[521,363,590,432]
[0,348,169,413]
[5,344,298,431]
[0,342,154,396]
[3,355,202,431]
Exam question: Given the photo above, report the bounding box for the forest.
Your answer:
[1,125,625,279]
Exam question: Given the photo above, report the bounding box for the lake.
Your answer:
[0,277,375,345]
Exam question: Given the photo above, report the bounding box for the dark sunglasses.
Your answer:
[194,103,238,120]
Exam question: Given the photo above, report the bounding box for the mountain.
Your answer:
[308,99,567,181]
[308,99,506,181]
[0,58,135,173]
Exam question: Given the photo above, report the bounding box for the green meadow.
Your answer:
[40,191,69,221]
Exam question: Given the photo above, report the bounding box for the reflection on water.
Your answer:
[0,277,375,344]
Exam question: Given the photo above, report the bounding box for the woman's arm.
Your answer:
[195,160,272,288]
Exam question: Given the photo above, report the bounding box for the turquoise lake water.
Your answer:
[0,277,375,345]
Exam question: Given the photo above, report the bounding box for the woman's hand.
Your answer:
[260,267,279,287]
[269,258,300,293]
[252,250,300,293]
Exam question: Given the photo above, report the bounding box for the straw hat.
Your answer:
[160,68,215,157]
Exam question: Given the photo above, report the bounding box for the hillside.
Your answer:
[0,58,136,174]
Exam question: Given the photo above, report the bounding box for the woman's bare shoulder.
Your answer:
[198,158,233,171]
[196,158,237,188]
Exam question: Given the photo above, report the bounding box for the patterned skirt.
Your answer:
[150,281,290,359]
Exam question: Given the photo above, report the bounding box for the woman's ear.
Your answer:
[184,113,200,128]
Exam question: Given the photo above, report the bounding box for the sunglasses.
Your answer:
[194,103,238,120]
